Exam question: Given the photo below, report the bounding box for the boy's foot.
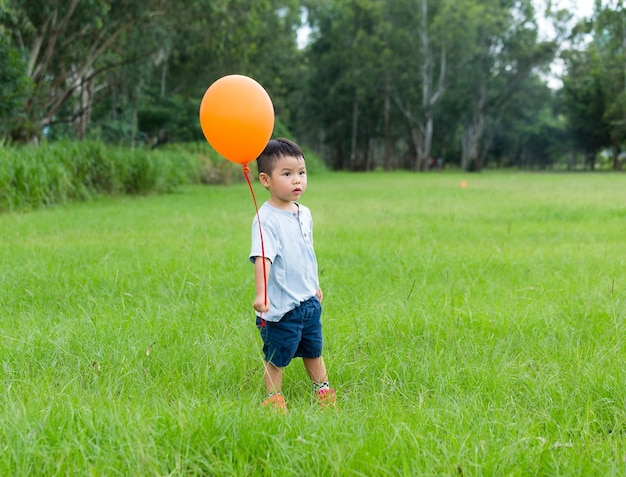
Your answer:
[261,393,288,414]
[316,388,337,409]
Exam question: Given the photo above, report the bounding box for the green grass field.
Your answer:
[1,171,625,476]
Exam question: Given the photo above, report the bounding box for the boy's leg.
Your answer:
[303,356,327,383]
[261,361,287,413]
[263,361,284,394]
[304,356,336,408]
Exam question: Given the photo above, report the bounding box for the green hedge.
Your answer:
[0,141,205,211]
[0,139,326,212]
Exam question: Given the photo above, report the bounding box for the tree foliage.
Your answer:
[561,1,625,170]
[1,0,623,171]
[0,31,32,140]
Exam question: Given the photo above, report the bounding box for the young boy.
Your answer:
[250,138,335,413]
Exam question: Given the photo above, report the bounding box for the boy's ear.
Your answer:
[259,172,270,187]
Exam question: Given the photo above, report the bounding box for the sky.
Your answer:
[578,0,595,17]
[561,0,595,19]
[535,0,598,88]
[535,0,596,39]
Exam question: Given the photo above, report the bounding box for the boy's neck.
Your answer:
[268,199,299,214]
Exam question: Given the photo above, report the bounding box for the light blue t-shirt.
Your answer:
[249,202,319,322]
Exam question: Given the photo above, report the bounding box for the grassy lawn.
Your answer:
[0,171,625,475]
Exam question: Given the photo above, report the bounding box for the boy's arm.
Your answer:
[253,256,271,313]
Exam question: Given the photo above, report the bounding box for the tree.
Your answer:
[2,0,306,145]
[593,1,626,169]
[385,0,448,171]
[561,47,611,169]
[304,0,563,172]
[443,0,556,171]
[560,1,626,170]
[304,0,388,170]
[0,25,32,141]
[2,0,183,141]
[143,0,305,146]
[130,0,292,145]
[488,76,566,169]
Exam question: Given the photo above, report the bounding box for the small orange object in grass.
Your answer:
[461,180,467,188]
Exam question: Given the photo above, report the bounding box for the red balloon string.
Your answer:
[242,163,267,325]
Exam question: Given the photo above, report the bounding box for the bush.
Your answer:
[0,137,325,212]
[0,141,206,212]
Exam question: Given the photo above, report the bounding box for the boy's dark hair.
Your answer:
[256,138,305,175]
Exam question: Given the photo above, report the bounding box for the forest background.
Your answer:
[0,0,625,174]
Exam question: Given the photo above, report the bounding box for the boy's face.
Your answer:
[259,155,307,208]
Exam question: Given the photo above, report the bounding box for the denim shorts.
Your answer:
[256,296,323,368]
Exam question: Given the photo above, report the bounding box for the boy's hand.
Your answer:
[316,287,323,303]
[253,295,270,313]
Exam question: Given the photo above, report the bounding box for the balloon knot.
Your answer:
[242,164,250,174]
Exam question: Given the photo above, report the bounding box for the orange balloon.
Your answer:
[199,75,274,164]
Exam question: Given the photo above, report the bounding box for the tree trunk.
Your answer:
[417,0,431,171]
[350,99,358,171]
[70,66,95,140]
[586,152,596,170]
[75,77,93,139]
[367,137,375,171]
[461,83,486,172]
[566,151,574,170]
[612,145,622,170]
[332,130,345,170]
[416,0,444,171]
[409,113,434,171]
[393,0,445,172]
[410,128,421,171]
[383,76,393,171]
[160,62,168,97]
